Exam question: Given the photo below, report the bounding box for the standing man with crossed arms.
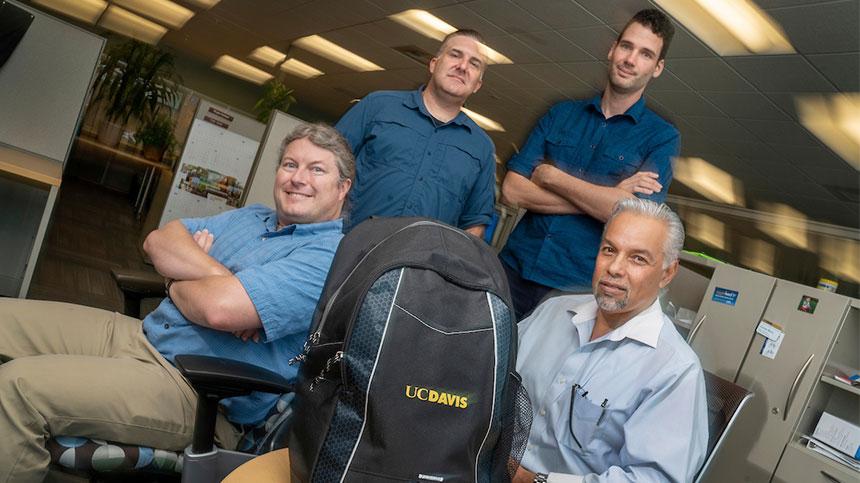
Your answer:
[500,9,680,320]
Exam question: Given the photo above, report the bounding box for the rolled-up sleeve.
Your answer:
[507,103,564,178]
[637,129,679,204]
[458,147,496,229]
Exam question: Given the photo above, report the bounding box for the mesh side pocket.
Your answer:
[490,371,533,482]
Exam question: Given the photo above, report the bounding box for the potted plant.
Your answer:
[253,79,296,123]
[136,113,175,161]
[91,39,180,146]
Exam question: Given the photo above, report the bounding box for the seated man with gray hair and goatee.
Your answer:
[514,198,708,483]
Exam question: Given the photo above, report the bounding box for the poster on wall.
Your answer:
[158,100,265,226]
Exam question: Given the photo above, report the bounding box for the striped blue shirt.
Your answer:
[143,205,343,424]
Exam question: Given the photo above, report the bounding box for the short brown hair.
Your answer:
[278,123,355,185]
[618,9,675,60]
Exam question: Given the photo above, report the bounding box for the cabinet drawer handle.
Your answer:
[686,314,707,344]
[783,353,814,422]
[820,470,842,483]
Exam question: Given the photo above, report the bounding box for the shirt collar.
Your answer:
[258,211,344,238]
[568,297,664,348]
[406,85,474,132]
[586,93,647,124]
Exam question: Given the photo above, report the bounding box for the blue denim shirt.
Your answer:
[335,87,495,231]
[143,205,343,424]
[500,96,679,290]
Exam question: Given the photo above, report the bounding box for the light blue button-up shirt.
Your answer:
[143,205,343,424]
[516,295,708,483]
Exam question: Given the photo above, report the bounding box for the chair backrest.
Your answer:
[694,370,753,483]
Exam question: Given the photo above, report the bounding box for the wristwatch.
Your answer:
[533,473,549,483]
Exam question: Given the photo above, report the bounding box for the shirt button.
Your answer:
[539,408,546,417]
[163,323,169,329]
[418,176,424,181]
[558,378,566,384]
[427,151,432,155]
[619,155,624,160]
[590,144,596,149]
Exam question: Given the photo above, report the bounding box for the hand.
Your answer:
[192,229,215,253]
[531,163,564,188]
[512,465,537,483]
[233,328,261,343]
[616,171,662,195]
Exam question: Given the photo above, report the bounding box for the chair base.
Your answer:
[181,447,254,483]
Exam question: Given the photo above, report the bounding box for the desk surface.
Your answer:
[75,136,173,172]
[0,143,62,186]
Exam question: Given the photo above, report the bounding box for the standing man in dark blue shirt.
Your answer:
[500,9,680,320]
[335,29,495,238]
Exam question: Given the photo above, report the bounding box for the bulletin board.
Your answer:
[158,99,265,226]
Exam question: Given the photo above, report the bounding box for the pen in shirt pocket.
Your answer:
[597,398,609,426]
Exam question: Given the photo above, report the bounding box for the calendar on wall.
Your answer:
[158,99,265,226]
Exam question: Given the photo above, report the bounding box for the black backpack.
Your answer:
[288,217,530,483]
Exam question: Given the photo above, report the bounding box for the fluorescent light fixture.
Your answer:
[280,58,324,79]
[687,212,727,250]
[98,6,168,44]
[674,157,745,206]
[249,46,287,67]
[293,35,383,72]
[212,55,273,85]
[113,0,193,29]
[183,0,220,8]
[653,0,794,55]
[739,236,775,275]
[756,202,811,250]
[820,236,860,283]
[31,0,107,24]
[461,107,505,132]
[388,9,512,64]
[796,94,860,170]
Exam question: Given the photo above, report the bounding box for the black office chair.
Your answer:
[694,370,754,483]
[48,269,296,482]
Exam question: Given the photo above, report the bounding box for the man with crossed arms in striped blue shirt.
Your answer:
[0,123,352,482]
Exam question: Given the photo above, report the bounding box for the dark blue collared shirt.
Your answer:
[335,87,495,231]
[500,96,679,290]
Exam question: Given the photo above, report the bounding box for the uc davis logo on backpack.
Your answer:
[405,385,469,409]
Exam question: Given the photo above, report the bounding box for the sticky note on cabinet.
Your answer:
[761,331,784,359]
[756,320,783,340]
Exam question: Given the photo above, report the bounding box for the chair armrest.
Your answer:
[175,354,293,397]
[111,268,166,318]
[174,354,293,455]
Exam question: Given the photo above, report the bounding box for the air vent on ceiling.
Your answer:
[393,45,433,66]
[825,185,860,203]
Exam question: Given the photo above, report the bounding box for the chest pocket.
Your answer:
[561,385,606,455]
[364,119,424,170]
[544,132,585,172]
[434,142,482,203]
[599,147,642,180]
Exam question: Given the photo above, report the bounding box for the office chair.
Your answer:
[694,370,754,483]
[48,269,297,482]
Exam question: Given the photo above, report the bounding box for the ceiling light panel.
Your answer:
[98,6,168,45]
[212,55,273,85]
[280,58,324,79]
[388,9,512,65]
[113,0,194,29]
[755,202,811,250]
[183,0,220,8]
[797,93,860,170]
[654,0,794,56]
[674,157,745,206]
[461,107,505,132]
[249,46,287,67]
[687,212,727,251]
[293,35,383,72]
[30,0,107,25]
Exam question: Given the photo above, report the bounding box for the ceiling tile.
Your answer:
[764,92,802,120]
[463,0,550,34]
[647,91,726,117]
[429,5,508,38]
[523,63,591,92]
[558,25,618,60]
[368,0,457,14]
[486,64,552,89]
[781,195,859,228]
[647,71,691,92]
[699,92,791,121]
[806,53,860,92]
[796,166,860,192]
[738,119,819,147]
[765,0,859,55]
[767,144,854,171]
[659,26,714,60]
[719,141,783,163]
[682,116,759,143]
[481,34,551,64]
[727,55,837,93]
[559,61,608,91]
[353,20,439,52]
[513,30,593,62]
[574,0,653,25]
[668,58,755,92]
[512,0,601,29]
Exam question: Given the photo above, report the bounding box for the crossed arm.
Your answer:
[501,166,662,223]
[143,220,262,336]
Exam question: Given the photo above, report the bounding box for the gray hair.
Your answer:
[604,198,685,268]
[278,123,355,185]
